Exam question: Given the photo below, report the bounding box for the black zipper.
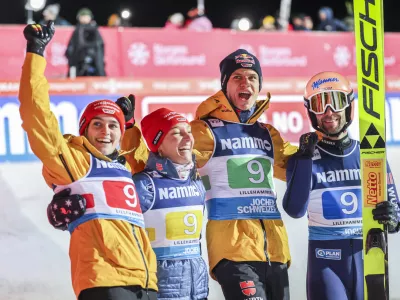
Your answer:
[259,219,271,266]
[132,226,149,294]
[59,154,75,182]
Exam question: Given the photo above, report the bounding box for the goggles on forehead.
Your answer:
[306,90,352,115]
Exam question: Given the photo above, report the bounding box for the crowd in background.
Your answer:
[36,3,353,79]
[38,3,353,33]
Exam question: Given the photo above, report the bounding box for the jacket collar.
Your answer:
[66,134,133,162]
[145,152,197,180]
[195,90,271,124]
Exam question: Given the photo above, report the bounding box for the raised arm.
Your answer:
[19,22,81,185]
[265,124,298,182]
[117,95,149,174]
[282,132,319,218]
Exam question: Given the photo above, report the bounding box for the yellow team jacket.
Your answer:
[191,90,298,275]
[18,53,157,297]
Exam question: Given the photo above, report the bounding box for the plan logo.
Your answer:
[316,248,342,260]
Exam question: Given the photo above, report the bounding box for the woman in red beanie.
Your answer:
[132,108,209,300]
[20,22,157,300]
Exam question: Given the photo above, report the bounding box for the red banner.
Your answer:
[3,76,400,161]
[1,25,400,80]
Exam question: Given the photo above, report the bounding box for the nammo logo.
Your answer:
[128,43,150,66]
[239,281,257,296]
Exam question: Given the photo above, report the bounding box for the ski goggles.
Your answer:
[305,90,353,115]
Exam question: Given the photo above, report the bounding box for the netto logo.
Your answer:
[358,0,380,120]
[366,171,378,205]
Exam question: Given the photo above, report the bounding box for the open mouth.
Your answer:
[238,92,252,100]
[96,138,112,144]
[178,147,191,153]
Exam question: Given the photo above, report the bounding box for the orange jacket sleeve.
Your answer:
[120,124,149,174]
[266,124,298,182]
[190,119,215,168]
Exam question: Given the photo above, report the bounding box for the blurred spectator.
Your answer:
[65,8,105,77]
[76,8,95,25]
[164,13,184,30]
[274,10,293,31]
[259,15,276,31]
[343,1,355,31]
[292,14,307,30]
[304,16,314,31]
[107,13,121,27]
[185,7,212,31]
[317,7,349,31]
[40,4,70,26]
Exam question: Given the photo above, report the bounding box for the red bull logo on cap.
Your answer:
[235,53,255,65]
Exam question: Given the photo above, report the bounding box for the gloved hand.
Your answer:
[23,21,55,56]
[372,201,399,232]
[295,132,320,158]
[116,94,135,129]
[47,188,86,231]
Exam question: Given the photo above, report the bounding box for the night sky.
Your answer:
[1,0,399,31]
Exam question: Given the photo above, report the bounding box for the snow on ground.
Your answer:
[1,146,400,299]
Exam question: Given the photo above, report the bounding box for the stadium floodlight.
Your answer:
[25,0,46,11]
[25,0,46,24]
[121,9,131,19]
[238,18,252,31]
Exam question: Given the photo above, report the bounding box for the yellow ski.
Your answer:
[353,0,388,299]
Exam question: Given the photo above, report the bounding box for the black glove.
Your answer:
[295,132,320,158]
[372,201,399,232]
[116,94,135,128]
[47,188,86,231]
[23,21,55,56]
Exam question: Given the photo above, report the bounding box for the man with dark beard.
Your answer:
[282,71,400,300]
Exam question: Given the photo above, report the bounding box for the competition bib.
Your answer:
[199,119,281,220]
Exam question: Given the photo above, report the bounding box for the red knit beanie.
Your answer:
[79,100,125,136]
[141,108,189,152]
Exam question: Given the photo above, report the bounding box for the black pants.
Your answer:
[213,259,290,300]
[78,286,158,300]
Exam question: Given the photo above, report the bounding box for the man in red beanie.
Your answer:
[19,22,157,299]
[191,49,298,300]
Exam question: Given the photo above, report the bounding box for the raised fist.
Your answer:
[116,94,136,128]
[296,132,321,158]
[23,21,55,56]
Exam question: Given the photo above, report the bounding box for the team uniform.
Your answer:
[191,90,297,300]
[283,71,400,300]
[133,153,209,300]
[284,137,400,300]
[19,53,157,298]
